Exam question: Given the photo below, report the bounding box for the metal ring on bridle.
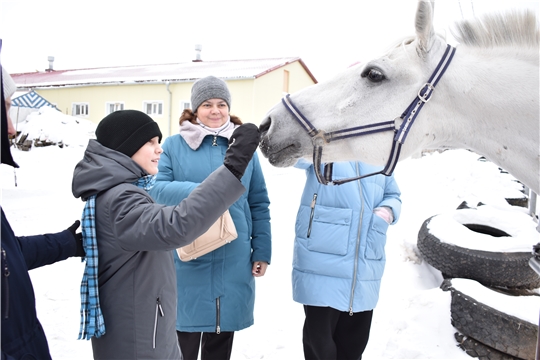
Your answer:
[311,131,327,147]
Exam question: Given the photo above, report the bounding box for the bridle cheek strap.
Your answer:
[282,44,456,185]
[311,139,401,185]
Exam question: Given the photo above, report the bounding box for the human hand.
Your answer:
[252,261,268,277]
[67,220,85,257]
[373,206,393,224]
[223,124,260,180]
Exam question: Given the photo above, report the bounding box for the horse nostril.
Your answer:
[259,117,271,134]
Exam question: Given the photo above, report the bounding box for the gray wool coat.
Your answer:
[72,140,245,360]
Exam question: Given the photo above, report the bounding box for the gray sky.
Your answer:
[1,1,538,82]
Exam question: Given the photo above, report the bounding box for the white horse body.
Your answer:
[259,1,539,194]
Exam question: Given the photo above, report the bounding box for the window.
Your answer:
[180,101,191,110]
[72,103,89,117]
[106,102,124,114]
[283,70,290,93]
[143,101,163,116]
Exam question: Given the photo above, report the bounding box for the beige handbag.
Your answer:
[177,210,238,261]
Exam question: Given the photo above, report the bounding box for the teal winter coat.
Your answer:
[293,161,401,313]
[149,131,271,333]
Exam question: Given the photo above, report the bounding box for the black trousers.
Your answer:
[176,331,234,360]
[302,305,373,360]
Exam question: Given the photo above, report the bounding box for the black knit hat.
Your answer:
[96,110,162,157]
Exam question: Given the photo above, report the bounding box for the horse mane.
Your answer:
[451,9,539,48]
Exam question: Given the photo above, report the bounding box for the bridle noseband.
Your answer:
[282,44,456,185]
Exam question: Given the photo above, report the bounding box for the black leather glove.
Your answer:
[67,220,85,257]
[224,124,260,180]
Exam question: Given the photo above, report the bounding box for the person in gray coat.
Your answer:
[71,110,260,360]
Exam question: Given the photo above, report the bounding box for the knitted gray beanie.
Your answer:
[191,76,231,112]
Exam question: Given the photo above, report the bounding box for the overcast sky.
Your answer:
[1,1,538,83]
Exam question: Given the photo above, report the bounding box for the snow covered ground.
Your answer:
[1,111,539,359]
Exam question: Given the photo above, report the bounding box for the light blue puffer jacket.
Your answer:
[293,160,401,313]
[149,133,271,332]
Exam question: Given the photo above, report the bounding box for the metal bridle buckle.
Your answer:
[418,83,435,103]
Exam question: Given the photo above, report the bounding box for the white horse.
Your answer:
[259,0,539,194]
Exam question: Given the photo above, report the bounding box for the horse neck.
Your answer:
[421,46,539,193]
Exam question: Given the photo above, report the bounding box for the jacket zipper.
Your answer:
[212,135,218,146]
[2,248,9,319]
[349,163,364,316]
[307,193,318,238]
[215,297,221,334]
[153,297,164,349]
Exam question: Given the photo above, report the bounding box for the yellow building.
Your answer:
[11,57,317,138]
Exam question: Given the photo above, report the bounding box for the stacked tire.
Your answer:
[417,202,539,360]
[441,279,538,359]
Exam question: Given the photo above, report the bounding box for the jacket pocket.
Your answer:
[153,297,164,349]
[364,214,389,260]
[297,204,352,256]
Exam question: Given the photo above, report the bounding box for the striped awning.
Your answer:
[12,91,56,109]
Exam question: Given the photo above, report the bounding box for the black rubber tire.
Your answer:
[418,216,540,289]
[441,279,538,360]
[454,332,520,360]
[506,196,528,208]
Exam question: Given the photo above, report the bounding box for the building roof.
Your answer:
[11,57,317,89]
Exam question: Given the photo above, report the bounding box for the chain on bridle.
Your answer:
[282,44,456,185]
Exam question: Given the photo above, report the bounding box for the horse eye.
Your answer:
[362,68,386,83]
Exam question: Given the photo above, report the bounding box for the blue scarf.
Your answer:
[78,175,156,340]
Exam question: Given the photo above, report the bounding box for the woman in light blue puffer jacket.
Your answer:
[293,160,401,360]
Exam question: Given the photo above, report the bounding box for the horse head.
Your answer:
[259,0,539,193]
[259,0,444,168]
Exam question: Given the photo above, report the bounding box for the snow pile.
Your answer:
[428,205,538,252]
[14,107,96,147]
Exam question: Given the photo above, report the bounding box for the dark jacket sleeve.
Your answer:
[2,210,76,270]
[17,231,76,270]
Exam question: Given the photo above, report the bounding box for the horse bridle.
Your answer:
[282,44,456,185]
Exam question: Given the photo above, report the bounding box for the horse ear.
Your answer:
[415,0,436,56]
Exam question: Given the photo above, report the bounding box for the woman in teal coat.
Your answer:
[149,76,271,360]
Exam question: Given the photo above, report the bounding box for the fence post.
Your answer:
[529,189,538,219]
